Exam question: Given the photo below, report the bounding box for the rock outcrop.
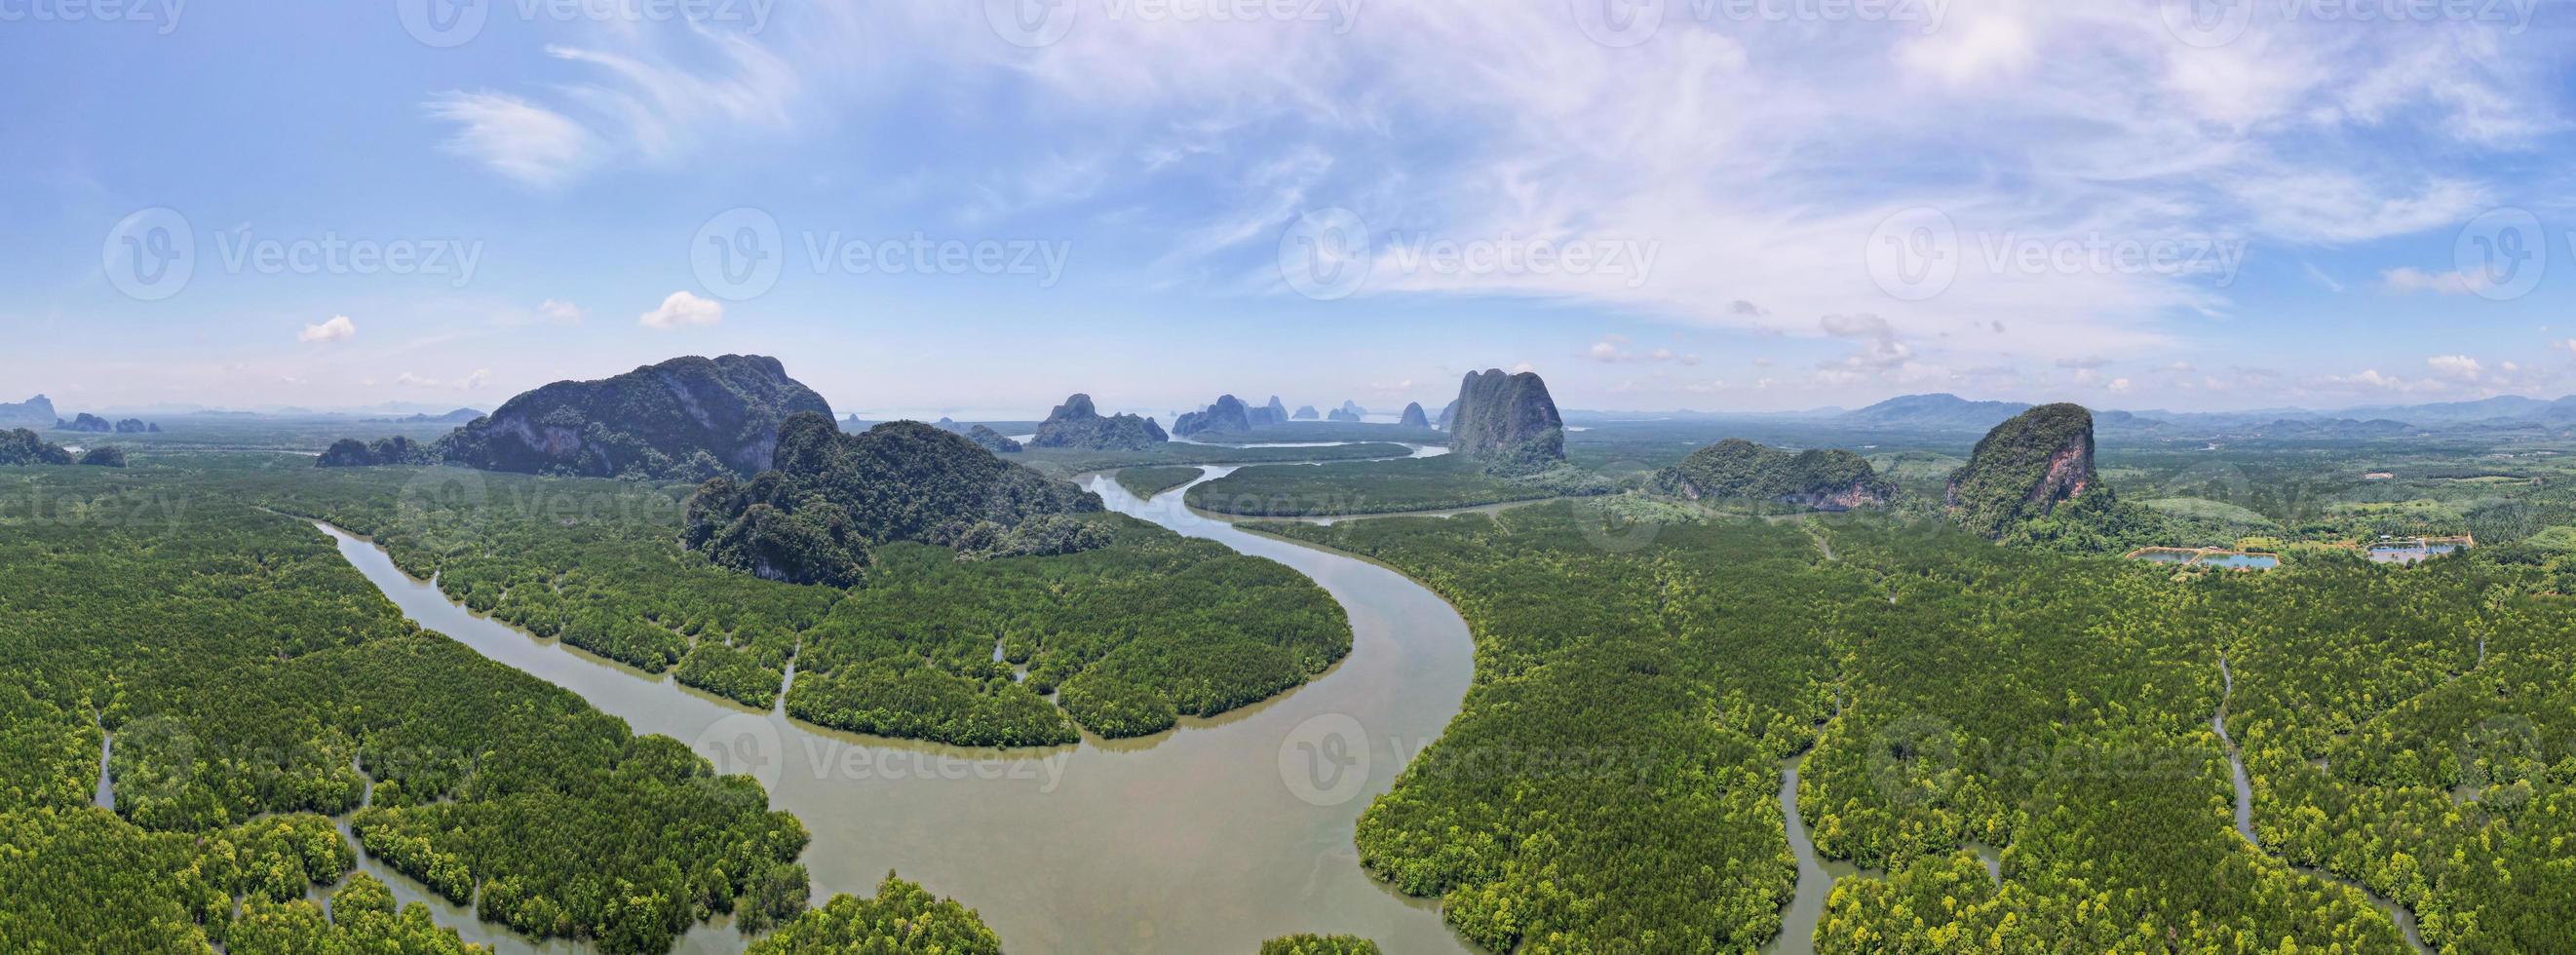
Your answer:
[1447,369,1564,462]
[1326,407,1362,422]
[1028,394,1169,450]
[1292,405,1320,420]
[1173,395,1254,438]
[1264,396,1289,425]
[1397,402,1430,428]
[1656,439,1890,511]
[1437,399,1459,430]
[684,414,1105,586]
[0,395,56,430]
[56,413,114,433]
[432,354,832,480]
[1945,403,2101,538]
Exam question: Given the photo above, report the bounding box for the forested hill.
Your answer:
[429,354,832,480]
[1655,439,1891,511]
[1945,403,2163,552]
[684,413,1105,586]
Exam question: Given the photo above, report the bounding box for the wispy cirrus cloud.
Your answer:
[425,93,598,189]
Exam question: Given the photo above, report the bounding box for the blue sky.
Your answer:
[5,0,2576,417]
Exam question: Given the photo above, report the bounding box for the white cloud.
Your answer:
[403,3,2556,406]
[2426,355,2484,382]
[537,299,585,324]
[2381,267,2488,296]
[396,368,496,391]
[639,290,723,329]
[1589,338,1699,365]
[2321,368,2419,394]
[424,93,598,189]
[298,315,356,343]
[1820,314,1894,340]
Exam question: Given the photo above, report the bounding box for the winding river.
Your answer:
[2213,655,2430,953]
[315,463,1480,954]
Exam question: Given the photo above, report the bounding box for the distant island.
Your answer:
[1173,395,1256,438]
[1028,394,1168,450]
[0,395,57,430]
[54,413,159,434]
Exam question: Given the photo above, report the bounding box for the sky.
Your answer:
[4,0,2575,418]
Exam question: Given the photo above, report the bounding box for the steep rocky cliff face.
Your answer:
[1028,394,1168,450]
[1447,369,1564,461]
[1437,399,1459,430]
[1264,396,1289,424]
[433,354,831,479]
[1292,405,1319,420]
[1173,395,1254,437]
[1656,439,1890,511]
[1398,402,1430,428]
[1945,403,2101,538]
